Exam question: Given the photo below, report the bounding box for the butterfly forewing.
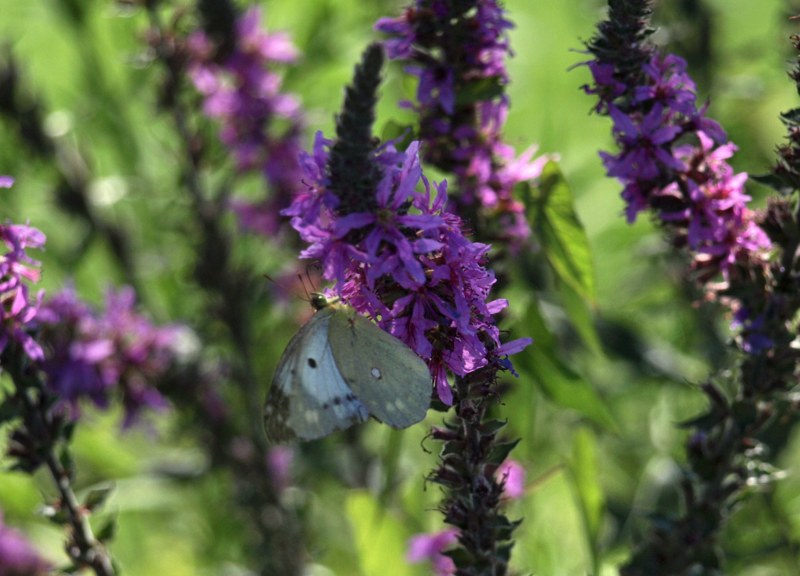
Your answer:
[328,306,431,429]
[264,309,369,443]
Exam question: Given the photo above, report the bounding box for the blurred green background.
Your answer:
[1,0,800,574]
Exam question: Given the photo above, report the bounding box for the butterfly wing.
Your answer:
[328,306,431,429]
[264,308,369,443]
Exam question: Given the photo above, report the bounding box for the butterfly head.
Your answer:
[309,292,339,311]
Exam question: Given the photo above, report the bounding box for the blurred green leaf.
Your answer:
[524,162,596,304]
[567,427,605,576]
[488,439,521,466]
[345,490,415,576]
[83,482,115,512]
[95,516,117,543]
[558,277,602,356]
[517,298,617,431]
[522,162,601,353]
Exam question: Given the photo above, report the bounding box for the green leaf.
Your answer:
[0,396,20,426]
[523,161,597,305]
[345,490,415,576]
[567,427,605,576]
[95,516,117,543]
[83,482,115,512]
[558,277,602,356]
[516,299,617,431]
[487,438,521,466]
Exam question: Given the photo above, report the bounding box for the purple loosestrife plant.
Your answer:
[375,2,542,571]
[187,5,305,237]
[405,454,525,576]
[147,3,307,573]
[375,0,552,253]
[586,2,800,574]
[0,179,117,576]
[285,43,529,575]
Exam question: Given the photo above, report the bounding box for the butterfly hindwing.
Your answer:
[264,308,369,443]
[327,305,431,429]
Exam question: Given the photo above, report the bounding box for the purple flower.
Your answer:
[187,7,305,236]
[586,53,771,281]
[37,286,182,426]
[407,529,458,575]
[496,459,526,500]
[266,446,293,494]
[0,512,50,575]
[284,136,531,404]
[0,177,45,363]
[732,307,774,354]
[376,2,552,250]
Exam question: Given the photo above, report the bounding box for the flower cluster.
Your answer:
[0,511,50,575]
[187,7,305,236]
[586,54,771,282]
[284,133,531,404]
[0,176,45,364]
[376,1,551,250]
[36,286,183,427]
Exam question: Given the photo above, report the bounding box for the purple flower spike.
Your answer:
[377,2,554,250]
[187,7,305,237]
[0,178,46,363]
[37,286,183,426]
[586,53,771,283]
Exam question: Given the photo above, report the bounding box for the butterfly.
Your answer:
[264,294,432,443]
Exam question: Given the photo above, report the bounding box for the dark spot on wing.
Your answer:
[307,358,318,368]
[264,386,296,442]
[324,395,351,410]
